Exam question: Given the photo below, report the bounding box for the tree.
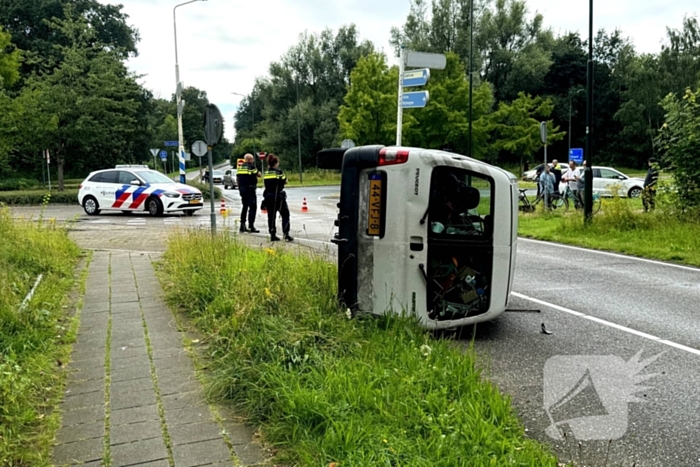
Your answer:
[0,26,21,88]
[476,0,553,102]
[490,92,565,166]
[0,0,138,81]
[22,11,148,189]
[655,87,700,209]
[338,53,397,145]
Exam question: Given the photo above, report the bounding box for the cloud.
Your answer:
[192,62,244,72]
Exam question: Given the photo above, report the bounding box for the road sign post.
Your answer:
[402,68,430,87]
[204,104,224,236]
[569,148,584,164]
[396,49,445,145]
[402,91,430,108]
[160,150,167,174]
[150,148,159,170]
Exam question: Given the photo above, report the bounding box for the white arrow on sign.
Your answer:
[150,148,159,157]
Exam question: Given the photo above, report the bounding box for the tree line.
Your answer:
[232,0,700,190]
[0,0,229,189]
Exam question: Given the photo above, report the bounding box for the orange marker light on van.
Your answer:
[378,149,409,166]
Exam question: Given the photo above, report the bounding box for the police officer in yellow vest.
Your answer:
[263,154,293,242]
[236,153,261,233]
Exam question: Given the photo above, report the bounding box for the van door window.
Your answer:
[427,166,492,239]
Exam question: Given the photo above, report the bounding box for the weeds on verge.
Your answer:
[519,191,700,266]
[0,207,81,465]
[158,231,558,466]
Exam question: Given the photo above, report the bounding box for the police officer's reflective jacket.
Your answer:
[237,163,258,190]
[263,168,287,199]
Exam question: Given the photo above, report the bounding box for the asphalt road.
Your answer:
[10,184,700,466]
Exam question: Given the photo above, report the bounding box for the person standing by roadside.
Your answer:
[236,153,261,233]
[643,157,660,212]
[263,154,293,242]
[551,159,563,195]
[539,164,556,210]
[562,160,582,208]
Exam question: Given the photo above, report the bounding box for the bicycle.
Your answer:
[561,185,602,214]
[518,188,567,213]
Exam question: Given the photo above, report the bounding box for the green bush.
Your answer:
[159,232,558,466]
[0,190,78,206]
[0,207,81,464]
[0,178,40,191]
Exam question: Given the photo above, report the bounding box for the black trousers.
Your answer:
[239,188,257,227]
[265,194,290,235]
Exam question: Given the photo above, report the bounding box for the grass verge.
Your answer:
[158,231,558,466]
[0,207,82,464]
[284,169,341,187]
[518,196,700,266]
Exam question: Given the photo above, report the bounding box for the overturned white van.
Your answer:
[318,145,519,330]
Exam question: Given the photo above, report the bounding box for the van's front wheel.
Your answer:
[146,197,163,217]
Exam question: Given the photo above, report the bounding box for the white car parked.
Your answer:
[78,165,203,216]
[590,166,645,198]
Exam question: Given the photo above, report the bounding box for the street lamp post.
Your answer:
[174,0,206,185]
[568,88,586,156]
[584,0,594,223]
[295,57,303,184]
[468,0,474,158]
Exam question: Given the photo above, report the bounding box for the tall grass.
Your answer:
[518,195,700,266]
[0,207,81,464]
[159,231,558,466]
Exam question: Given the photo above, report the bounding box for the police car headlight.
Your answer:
[163,192,181,198]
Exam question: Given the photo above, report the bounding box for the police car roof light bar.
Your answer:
[378,148,409,166]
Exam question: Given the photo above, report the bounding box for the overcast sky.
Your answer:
[103,0,698,143]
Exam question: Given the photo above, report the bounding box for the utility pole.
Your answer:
[296,57,303,184]
[396,45,405,146]
[584,0,594,223]
[468,0,474,158]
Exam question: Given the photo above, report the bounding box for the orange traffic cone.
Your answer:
[301,197,309,213]
[219,199,227,215]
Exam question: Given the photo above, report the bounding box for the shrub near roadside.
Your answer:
[0,207,81,464]
[159,232,558,466]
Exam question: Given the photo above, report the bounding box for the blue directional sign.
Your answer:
[402,68,430,88]
[402,90,430,109]
[159,150,167,161]
[569,148,583,164]
[164,141,179,147]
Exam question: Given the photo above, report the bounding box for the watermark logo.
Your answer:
[543,349,663,441]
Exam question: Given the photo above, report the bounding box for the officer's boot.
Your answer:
[284,233,294,242]
[249,225,260,233]
[239,223,247,233]
[270,229,280,242]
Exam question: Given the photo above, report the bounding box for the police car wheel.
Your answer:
[147,197,163,217]
[83,196,100,216]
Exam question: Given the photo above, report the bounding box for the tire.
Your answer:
[146,197,163,217]
[317,148,345,170]
[83,196,100,215]
[628,187,642,198]
[184,210,195,217]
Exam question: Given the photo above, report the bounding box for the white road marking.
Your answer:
[511,291,700,356]
[519,238,700,273]
[89,220,111,224]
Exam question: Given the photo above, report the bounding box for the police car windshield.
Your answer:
[134,171,175,184]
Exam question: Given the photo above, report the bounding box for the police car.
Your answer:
[77,165,203,216]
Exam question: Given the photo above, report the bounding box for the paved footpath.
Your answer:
[52,250,266,467]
